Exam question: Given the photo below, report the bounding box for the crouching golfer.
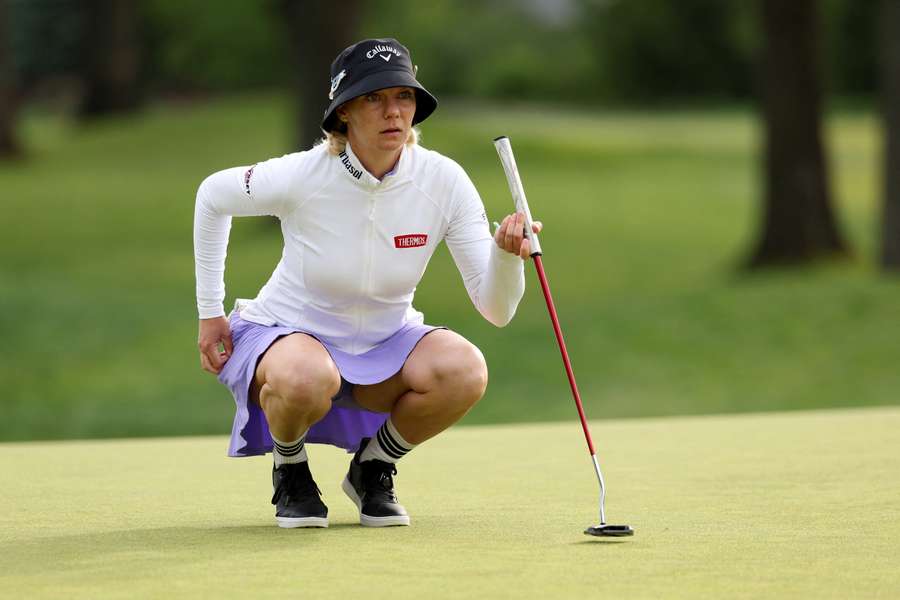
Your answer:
[193,38,541,528]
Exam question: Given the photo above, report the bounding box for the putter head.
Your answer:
[584,524,634,537]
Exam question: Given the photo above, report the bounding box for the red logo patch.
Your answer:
[394,234,428,248]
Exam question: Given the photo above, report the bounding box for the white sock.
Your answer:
[360,419,416,463]
[272,432,308,467]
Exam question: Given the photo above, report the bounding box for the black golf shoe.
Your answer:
[341,438,410,527]
[271,461,328,528]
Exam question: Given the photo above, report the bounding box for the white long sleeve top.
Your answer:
[193,141,525,355]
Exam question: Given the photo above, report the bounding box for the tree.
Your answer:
[79,0,141,117]
[279,0,361,150]
[880,0,900,269]
[0,0,20,157]
[749,0,849,267]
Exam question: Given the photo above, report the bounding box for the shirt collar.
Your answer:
[341,142,409,189]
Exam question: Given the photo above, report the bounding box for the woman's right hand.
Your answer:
[198,316,234,375]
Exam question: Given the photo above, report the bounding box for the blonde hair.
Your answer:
[321,126,420,156]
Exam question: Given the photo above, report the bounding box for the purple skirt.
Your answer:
[217,311,443,457]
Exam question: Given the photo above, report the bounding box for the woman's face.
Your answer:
[338,86,417,154]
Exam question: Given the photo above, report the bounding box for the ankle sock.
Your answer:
[360,418,416,463]
[272,432,308,466]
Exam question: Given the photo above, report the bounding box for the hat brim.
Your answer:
[321,69,438,133]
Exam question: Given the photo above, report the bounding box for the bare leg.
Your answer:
[353,330,488,444]
[254,333,339,528]
[252,333,341,441]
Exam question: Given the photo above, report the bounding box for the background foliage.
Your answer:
[8,0,880,103]
[1,96,897,441]
[1,0,896,441]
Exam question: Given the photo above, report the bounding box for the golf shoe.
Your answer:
[342,438,410,527]
[271,461,328,528]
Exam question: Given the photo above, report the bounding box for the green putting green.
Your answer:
[3,407,899,598]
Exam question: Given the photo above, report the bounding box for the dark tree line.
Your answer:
[0,0,19,157]
[0,0,897,271]
[880,0,900,269]
[0,0,143,156]
[751,0,899,271]
[279,0,361,150]
[751,0,848,266]
[79,0,141,117]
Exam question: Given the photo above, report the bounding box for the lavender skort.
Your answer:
[217,311,443,457]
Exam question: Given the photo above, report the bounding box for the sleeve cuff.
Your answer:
[198,304,226,319]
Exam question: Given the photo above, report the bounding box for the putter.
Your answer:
[493,136,634,538]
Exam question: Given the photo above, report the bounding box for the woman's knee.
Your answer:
[430,340,488,404]
[258,336,341,414]
[266,364,339,407]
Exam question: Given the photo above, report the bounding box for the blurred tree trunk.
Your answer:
[79,0,141,117]
[280,0,361,150]
[750,0,848,267]
[881,0,900,270]
[0,0,21,157]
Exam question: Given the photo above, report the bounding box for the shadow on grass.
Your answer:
[5,522,369,575]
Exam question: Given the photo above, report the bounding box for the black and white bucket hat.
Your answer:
[321,38,438,133]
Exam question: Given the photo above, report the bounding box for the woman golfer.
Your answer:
[194,38,541,528]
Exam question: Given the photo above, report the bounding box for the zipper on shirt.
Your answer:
[354,191,377,352]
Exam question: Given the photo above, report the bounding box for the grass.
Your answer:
[2,407,899,598]
[0,94,898,441]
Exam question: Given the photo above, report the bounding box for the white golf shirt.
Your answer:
[194,141,525,354]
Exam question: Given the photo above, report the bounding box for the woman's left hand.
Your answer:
[494,212,543,260]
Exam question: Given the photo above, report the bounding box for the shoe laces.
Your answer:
[362,460,399,501]
[272,463,321,505]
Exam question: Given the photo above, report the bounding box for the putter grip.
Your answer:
[493,136,542,256]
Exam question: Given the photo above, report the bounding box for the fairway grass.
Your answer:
[3,407,898,599]
[3,97,899,441]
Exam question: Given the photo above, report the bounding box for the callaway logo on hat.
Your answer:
[321,38,438,133]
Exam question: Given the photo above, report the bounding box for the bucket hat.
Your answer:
[321,38,438,133]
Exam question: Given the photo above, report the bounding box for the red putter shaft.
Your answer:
[532,254,596,456]
[494,135,631,535]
